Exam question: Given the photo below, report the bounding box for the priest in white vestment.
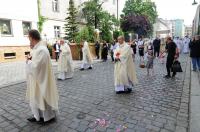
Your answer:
[80,41,93,70]
[183,36,190,54]
[114,36,138,94]
[26,30,59,124]
[57,40,74,80]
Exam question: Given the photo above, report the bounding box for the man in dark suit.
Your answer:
[165,37,178,78]
[53,41,60,62]
[153,37,161,57]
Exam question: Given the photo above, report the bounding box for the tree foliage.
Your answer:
[37,0,47,33]
[121,14,151,36]
[123,0,157,24]
[81,0,103,28]
[81,0,119,42]
[122,0,157,36]
[113,30,124,40]
[65,0,78,41]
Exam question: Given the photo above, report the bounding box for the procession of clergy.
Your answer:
[25,29,190,124]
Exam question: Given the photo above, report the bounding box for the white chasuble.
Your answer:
[58,43,74,80]
[26,41,59,121]
[114,43,138,91]
[82,41,93,64]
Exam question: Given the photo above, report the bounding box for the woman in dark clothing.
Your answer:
[189,36,200,71]
[101,41,108,62]
[130,40,137,54]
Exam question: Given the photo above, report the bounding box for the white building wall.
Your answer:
[102,0,117,17]
[0,0,38,46]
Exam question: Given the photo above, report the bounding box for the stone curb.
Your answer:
[0,60,102,89]
[175,56,190,132]
[189,59,200,132]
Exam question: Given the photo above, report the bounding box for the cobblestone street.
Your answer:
[0,55,190,132]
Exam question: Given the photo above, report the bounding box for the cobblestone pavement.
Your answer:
[0,60,83,87]
[0,55,189,132]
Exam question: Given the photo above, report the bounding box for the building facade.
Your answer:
[153,18,172,38]
[40,0,117,44]
[0,0,38,62]
[171,19,185,38]
[0,0,118,62]
[184,25,192,37]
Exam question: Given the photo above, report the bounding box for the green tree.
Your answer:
[113,30,124,40]
[122,0,158,36]
[81,0,103,28]
[65,0,78,41]
[99,12,115,43]
[37,0,47,32]
[75,27,90,44]
[123,0,157,24]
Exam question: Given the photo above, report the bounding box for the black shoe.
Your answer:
[124,88,132,93]
[172,74,176,78]
[164,75,171,79]
[116,91,123,94]
[88,67,92,70]
[80,68,84,71]
[37,118,56,125]
[27,117,37,122]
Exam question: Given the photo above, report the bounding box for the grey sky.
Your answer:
[119,0,198,25]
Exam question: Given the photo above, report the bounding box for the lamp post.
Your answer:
[192,0,198,5]
[117,0,119,20]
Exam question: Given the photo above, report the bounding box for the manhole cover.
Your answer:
[76,113,86,119]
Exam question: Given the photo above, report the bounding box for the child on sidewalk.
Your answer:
[146,45,155,76]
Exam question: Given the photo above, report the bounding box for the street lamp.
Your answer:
[192,0,198,5]
[117,0,119,20]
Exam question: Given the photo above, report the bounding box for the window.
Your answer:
[25,52,30,56]
[22,22,31,35]
[4,52,16,59]
[52,0,59,12]
[0,19,12,35]
[54,26,60,38]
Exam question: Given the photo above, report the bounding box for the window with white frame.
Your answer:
[52,0,59,12]
[0,19,12,35]
[22,22,31,35]
[54,26,60,38]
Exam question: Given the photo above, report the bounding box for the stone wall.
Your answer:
[0,43,97,63]
[0,46,30,63]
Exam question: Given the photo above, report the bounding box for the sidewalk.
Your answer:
[0,59,101,88]
[189,62,200,132]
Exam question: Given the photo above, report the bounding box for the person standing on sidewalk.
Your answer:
[165,37,179,78]
[57,40,74,80]
[189,35,200,71]
[80,40,93,71]
[110,40,118,62]
[53,41,60,62]
[114,36,138,94]
[101,41,108,62]
[95,41,100,59]
[26,29,59,124]
[138,37,145,64]
[153,36,161,57]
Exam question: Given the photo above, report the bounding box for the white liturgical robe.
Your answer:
[26,41,59,122]
[58,43,74,80]
[114,43,138,91]
[81,41,93,68]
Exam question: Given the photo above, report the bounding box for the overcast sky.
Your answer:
[119,0,199,25]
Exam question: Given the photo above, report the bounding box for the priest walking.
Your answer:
[57,40,74,80]
[114,36,138,94]
[80,40,93,71]
[26,30,59,124]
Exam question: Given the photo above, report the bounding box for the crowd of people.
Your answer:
[25,29,200,124]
